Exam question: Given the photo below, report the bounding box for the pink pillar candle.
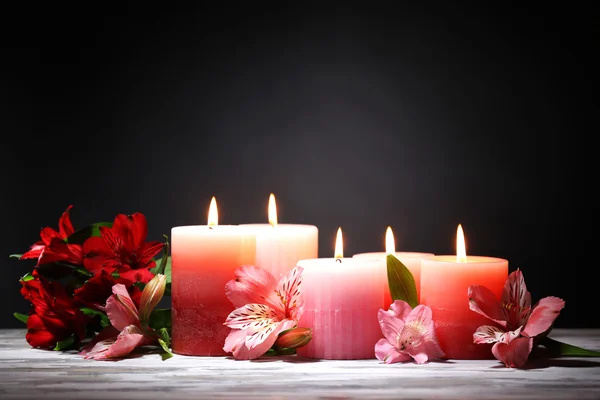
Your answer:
[352,251,434,308]
[171,198,256,356]
[241,223,318,279]
[420,254,508,359]
[297,228,385,359]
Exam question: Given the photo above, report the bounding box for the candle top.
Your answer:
[353,251,435,259]
[425,255,508,264]
[171,225,244,235]
[297,257,381,271]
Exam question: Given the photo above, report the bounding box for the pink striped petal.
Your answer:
[224,304,282,330]
[473,325,504,344]
[522,296,565,338]
[275,266,304,320]
[502,269,532,311]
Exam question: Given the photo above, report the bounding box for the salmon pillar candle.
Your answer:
[353,226,434,307]
[171,197,256,356]
[420,224,508,360]
[241,194,318,278]
[297,228,385,360]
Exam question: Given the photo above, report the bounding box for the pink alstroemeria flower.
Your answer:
[223,265,304,360]
[79,274,166,360]
[375,300,445,364]
[469,269,565,368]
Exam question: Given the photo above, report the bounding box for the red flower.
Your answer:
[20,277,87,349]
[73,270,143,310]
[83,213,164,285]
[20,205,84,270]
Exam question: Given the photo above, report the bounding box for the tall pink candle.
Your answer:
[353,226,434,308]
[241,194,318,279]
[297,228,385,360]
[420,225,508,360]
[171,197,256,356]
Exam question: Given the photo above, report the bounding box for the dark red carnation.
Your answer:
[20,277,87,349]
[83,213,163,285]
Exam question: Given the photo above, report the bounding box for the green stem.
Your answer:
[541,336,600,357]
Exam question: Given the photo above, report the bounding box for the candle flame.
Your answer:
[208,197,218,227]
[334,227,343,259]
[456,224,467,262]
[268,193,278,227]
[385,226,396,254]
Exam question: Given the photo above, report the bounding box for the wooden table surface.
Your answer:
[1,328,600,400]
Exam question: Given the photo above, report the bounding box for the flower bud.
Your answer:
[274,327,312,349]
[139,274,166,325]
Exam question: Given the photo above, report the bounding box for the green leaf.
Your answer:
[80,307,110,328]
[13,312,29,324]
[9,254,23,259]
[64,222,112,245]
[157,338,173,360]
[54,335,76,351]
[20,272,35,282]
[386,254,418,308]
[148,308,172,332]
[541,336,600,357]
[156,327,173,360]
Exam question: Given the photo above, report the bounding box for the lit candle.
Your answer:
[297,228,385,359]
[353,226,434,307]
[240,193,318,278]
[171,197,256,356]
[420,224,508,359]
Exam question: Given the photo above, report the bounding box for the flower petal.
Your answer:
[468,284,507,328]
[502,269,531,312]
[379,313,405,342]
[491,337,533,368]
[387,300,412,320]
[105,284,140,331]
[58,205,75,238]
[228,319,296,360]
[473,325,505,344]
[375,338,411,364]
[224,303,282,330]
[403,305,445,364]
[225,265,279,309]
[79,326,120,356]
[522,296,565,338]
[275,266,304,320]
[84,325,145,360]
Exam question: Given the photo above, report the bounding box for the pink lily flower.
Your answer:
[375,300,445,364]
[223,265,305,360]
[79,274,167,360]
[468,269,565,368]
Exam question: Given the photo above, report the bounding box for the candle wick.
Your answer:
[335,258,342,263]
[209,226,214,230]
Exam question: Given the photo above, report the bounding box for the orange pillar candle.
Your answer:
[420,224,508,360]
[353,226,434,308]
[171,197,256,356]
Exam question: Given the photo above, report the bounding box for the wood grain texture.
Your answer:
[1,329,600,400]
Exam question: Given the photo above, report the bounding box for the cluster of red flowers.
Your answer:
[15,205,166,350]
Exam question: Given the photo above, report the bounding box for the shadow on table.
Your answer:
[491,358,600,370]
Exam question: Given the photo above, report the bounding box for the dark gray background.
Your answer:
[2,4,597,328]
